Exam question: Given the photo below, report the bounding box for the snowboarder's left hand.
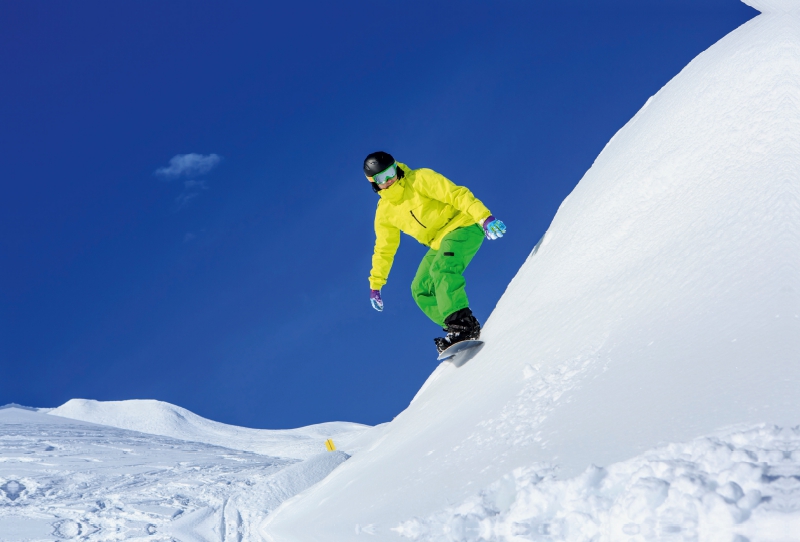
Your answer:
[483,216,506,240]
[370,289,384,312]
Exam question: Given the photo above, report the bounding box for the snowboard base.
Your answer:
[436,340,484,367]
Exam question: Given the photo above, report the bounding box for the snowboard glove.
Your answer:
[370,289,384,312]
[483,216,507,240]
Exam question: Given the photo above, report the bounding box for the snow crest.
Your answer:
[742,0,800,14]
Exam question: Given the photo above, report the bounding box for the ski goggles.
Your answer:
[370,162,398,185]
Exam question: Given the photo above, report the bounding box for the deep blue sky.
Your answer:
[1,1,755,428]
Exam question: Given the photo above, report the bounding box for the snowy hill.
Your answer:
[48,398,370,460]
[262,1,800,540]
[0,404,372,541]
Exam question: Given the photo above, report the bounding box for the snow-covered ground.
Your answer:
[393,425,800,541]
[0,403,372,541]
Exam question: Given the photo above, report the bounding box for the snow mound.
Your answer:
[263,3,800,540]
[49,398,369,460]
[394,424,800,541]
[0,403,38,411]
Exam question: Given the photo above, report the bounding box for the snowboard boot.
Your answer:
[434,336,451,354]
[434,308,481,354]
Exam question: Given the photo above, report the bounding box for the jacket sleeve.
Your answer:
[369,205,401,290]
[414,168,492,225]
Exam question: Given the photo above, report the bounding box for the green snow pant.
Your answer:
[411,224,484,327]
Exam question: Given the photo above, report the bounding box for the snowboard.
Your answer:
[436,340,484,367]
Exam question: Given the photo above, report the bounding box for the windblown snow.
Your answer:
[3,1,800,541]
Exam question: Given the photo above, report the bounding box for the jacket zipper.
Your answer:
[409,210,427,228]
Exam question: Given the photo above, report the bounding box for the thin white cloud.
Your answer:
[175,191,200,210]
[173,180,211,211]
[156,153,221,179]
[183,180,209,190]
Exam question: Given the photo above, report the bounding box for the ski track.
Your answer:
[0,408,349,542]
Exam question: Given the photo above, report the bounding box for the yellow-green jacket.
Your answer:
[369,163,492,290]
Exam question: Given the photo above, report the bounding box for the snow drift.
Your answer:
[263,2,800,540]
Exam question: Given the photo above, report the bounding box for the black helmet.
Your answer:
[363,151,395,177]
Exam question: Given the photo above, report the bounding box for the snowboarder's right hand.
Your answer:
[370,289,384,312]
[483,215,507,240]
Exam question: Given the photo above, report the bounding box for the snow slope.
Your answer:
[0,404,355,541]
[48,398,369,460]
[263,2,800,540]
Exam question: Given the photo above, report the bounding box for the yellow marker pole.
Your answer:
[325,438,336,451]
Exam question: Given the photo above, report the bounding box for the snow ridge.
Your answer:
[49,398,368,459]
[743,0,800,13]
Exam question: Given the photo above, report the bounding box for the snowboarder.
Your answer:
[364,151,506,354]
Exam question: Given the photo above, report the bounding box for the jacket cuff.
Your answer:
[369,279,385,290]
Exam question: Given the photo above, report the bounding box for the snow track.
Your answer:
[0,406,349,541]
